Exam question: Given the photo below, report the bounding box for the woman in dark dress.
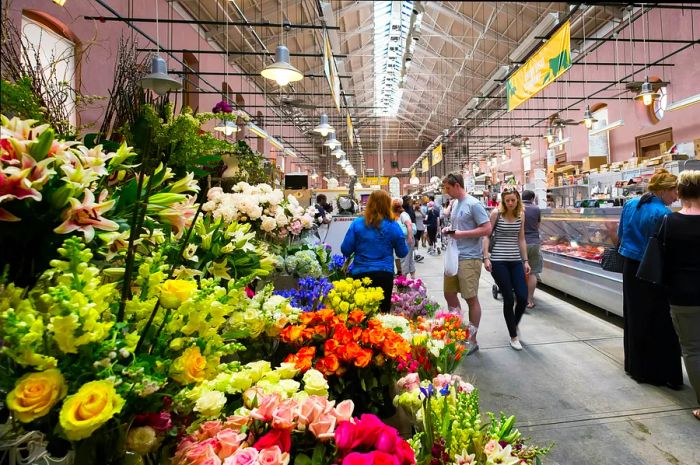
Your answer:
[660,170,700,420]
[617,169,682,387]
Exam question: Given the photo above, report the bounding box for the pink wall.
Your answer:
[459,7,700,185]
[7,0,309,173]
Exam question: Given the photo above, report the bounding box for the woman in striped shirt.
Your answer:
[483,188,531,350]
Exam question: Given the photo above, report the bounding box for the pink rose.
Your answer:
[434,374,452,390]
[371,451,400,465]
[253,429,292,453]
[395,439,415,465]
[258,446,290,465]
[332,400,355,423]
[223,447,258,465]
[224,414,250,431]
[217,430,247,458]
[297,396,326,428]
[290,220,302,235]
[200,421,224,439]
[252,394,281,422]
[341,452,374,465]
[353,415,388,449]
[185,440,222,465]
[308,413,336,441]
[334,421,356,452]
[375,429,400,454]
[396,373,420,393]
[271,403,296,430]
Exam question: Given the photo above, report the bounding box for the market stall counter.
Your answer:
[539,207,623,316]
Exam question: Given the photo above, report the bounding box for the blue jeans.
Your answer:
[491,261,528,338]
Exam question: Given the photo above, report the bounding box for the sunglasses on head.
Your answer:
[502,187,518,194]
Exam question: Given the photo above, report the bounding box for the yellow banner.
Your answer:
[507,21,571,111]
[432,144,443,166]
[421,157,429,173]
[410,168,416,178]
[323,31,342,113]
[361,176,388,186]
[346,113,354,147]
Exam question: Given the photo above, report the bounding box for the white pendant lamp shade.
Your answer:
[313,114,334,137]
[582,105,596,129]
[261,45,304,86]
[635,78,660,106]
[544,127,554,144]
[331,146,345,158]
[214,120,238,136]
[140,55,182,96]
[324,130,341,149]
[310,169,318,179]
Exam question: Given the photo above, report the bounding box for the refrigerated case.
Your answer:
[539,208,623,316]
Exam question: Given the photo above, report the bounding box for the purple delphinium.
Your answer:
[212,100,233,113]
[274,277,333,312]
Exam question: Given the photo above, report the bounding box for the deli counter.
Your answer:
[539,208,623,317]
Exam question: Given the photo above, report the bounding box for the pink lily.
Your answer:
[0,168,43,203]
[158,195,197,236]
[0,206,20,222]
[54,189,119,242]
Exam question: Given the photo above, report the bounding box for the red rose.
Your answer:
[371,451,400,465]
[375,428,400,454]
[352,415,388,449]
[253,428,291,453]
[342,452,374,465]
[133,411,173,432]
[334,421,356,452]
[395,438,416,465]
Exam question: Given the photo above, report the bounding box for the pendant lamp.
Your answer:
[582,105,596,129]
[261,45,304,86]
[310,169,318,180]
[323,130,341,149]
[544,127,554,144]
[331,147,345,158]
[313,114,334,137]
[214,119,238,136]
[635,78,660,106]
[140,55,182,95]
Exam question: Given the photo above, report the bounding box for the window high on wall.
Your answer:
[183,52,199,111]
[21,14,77,127]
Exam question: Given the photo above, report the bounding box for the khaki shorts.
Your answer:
[444,258,482,300]
[527,244,543,274]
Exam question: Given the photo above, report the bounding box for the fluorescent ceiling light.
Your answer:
[548,137,571,149]
[508,13,559,63]
[248,123,268,139]
[284,148,297,158]
[268,137,284,151]
[667,93,700,111]
[589,119,624,136]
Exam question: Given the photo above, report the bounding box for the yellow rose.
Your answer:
[302,368,329,397]
[171,346,207,384]
[7,369,67,423]
[159,279,197,309]
[59,380,125,441]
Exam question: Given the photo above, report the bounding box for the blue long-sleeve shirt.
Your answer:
[341,217,408,275]
[617,195,671,262]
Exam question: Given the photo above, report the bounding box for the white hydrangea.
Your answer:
[260,215,277,232]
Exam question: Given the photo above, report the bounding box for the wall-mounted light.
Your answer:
[589,119,624,136]
[284,148,297,158]
[667,93,700,112]
[247,122,269,139]
[260,45,303,86]
[548,137,571,149]
[268,137,284,151]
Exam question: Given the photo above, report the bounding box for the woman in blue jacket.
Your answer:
[617,168,681,387]
[341,190,408,312]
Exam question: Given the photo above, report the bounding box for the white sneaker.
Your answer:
[510,339,523,351]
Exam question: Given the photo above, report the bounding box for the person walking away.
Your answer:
[617,168,682,387]
[425,201,440,255]
[393,199,416,278]
[441,172,492,353]
[522,190,542,308]
[341,190,408,313]
[420,202,429,248]
[403,197,423,262]
[414,200,426,253]
[659,170,700,420]
[483,188,531,350]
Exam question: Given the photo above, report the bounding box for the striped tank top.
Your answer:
[490,216,522,262]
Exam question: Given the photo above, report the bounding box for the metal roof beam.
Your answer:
[424,2,517,46]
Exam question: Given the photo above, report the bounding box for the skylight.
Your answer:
[373,1,413,117]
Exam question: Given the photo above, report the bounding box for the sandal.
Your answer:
[527,302,536,309]
[693,409,700,421]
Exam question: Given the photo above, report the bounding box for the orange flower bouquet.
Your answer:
[278,309,413,416]
[409,312,469,379]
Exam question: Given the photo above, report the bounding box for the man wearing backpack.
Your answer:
[425,201,440,255]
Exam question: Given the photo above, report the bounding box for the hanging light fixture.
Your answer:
[582,105,596,129]
[544,127,554,144]
[52,0,67,6]
[261,45,304,86]
[310,169,318,180]
[213,119,238,136]
[324,130,341,149]
[313,114,334,137]
[635,78,660,106]
[140,0,181,95]
[331,147,345,158]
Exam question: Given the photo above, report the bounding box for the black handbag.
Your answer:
[636,215,668,284]
[488,212,500,253]
[601,247,624,273]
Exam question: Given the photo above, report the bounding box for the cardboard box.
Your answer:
[582,156,608,171]
[660,141,674,153]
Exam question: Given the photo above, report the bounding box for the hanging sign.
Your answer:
[431,144,443,166]
[421,157,430,173]
[346,113,354,147]
[507,21,571,111]
[360,176,389,186]
[323,31,342,113]
[410,168,417,178]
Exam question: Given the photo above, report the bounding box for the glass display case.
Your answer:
[538,208,623,316]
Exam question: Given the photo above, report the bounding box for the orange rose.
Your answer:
[367,328,386,345]
[351,327,363,342]
[316,354,340,375]
[317,309,335,323]
[334,326,353,345]
[314,325,329,339]
[324,339,340,354]
[299,313,316,325]
[342,342,362,363]
[347,310,365,324]
[354,349,373,368]
[281,325,305,343]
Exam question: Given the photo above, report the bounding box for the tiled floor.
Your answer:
[411,246,700,465]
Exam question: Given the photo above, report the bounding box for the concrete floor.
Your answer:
[411,246,700,465]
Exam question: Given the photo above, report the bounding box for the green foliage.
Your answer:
[222,140,269,186]
[0,77,46,122]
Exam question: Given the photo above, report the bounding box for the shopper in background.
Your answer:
[314,194,332,225]
[522,190,542,308]
[414,200,426,252]
[442,172,492,353]
[393,198,416,278]
[659,170,700,421]
[419,201,429,248]
[425,201,440,255]
[341,190,408,313]
[617,168,682,387]
[403,196,423,262]
[483,188,531,351]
